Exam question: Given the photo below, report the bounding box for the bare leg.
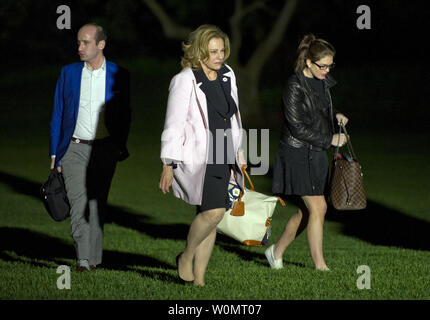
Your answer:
[302,195,328,270]
[193,229,217,286]
[273,208,307,259]
[177,208,225,282]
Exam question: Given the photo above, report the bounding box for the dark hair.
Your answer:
[294,33,335,72]
[82,23,107,44]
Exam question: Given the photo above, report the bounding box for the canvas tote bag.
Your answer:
[216,166,286,245]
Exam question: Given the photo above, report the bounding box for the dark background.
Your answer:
[1,0,426,65]
[0,0,429,295]
[0,0,428,134]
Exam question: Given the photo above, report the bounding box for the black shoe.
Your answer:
[176,254,194,285]
[90,265,97,271]
[76,266,89,272]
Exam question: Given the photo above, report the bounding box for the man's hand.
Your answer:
[50,157,62,172]
[159,165,174,194]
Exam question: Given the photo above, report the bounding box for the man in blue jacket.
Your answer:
[50,23,131,272]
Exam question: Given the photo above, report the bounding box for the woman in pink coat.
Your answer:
[159,25,245,286]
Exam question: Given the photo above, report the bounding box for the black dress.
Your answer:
[272,76,331,196]
[193,68,237,213]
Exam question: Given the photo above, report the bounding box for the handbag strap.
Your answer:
[231,165,286,216]
[334,124,342,158]
[233,165,253,205]
[239,165,285,206]
[341,124,358,161]
[334,123,358,161]
[241,165,255,191]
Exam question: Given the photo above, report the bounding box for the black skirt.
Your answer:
[272,141,328,196]
[196,164,231,213]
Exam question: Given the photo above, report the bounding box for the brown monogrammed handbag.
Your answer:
[329,124,366,210]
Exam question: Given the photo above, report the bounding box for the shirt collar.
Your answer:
[84,58,106,72]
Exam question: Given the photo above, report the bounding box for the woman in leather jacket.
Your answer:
[266,34,349,271]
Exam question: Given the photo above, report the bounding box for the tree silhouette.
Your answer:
[142,0,298,125]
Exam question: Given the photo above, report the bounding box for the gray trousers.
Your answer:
[61,138,118,266]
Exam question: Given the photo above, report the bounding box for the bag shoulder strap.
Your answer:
[340,123,358,161]
[334,123,358,161]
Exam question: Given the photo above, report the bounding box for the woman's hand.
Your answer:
[331,133,348,147]
[159,165,174,194]
[336,113,349,126]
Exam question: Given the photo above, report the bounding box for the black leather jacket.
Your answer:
[280,71,338,151]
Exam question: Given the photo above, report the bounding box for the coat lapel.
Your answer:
[220,66,237,117]
[192,65,238,123]
[105,60,119,102]
[219,67,231,100]
[72,62,84,121]
[191,69,209,128]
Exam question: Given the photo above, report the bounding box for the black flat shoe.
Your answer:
[76,266,89,272]
[176,254,194,285]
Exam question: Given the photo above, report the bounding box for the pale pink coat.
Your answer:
[160,65,245,205]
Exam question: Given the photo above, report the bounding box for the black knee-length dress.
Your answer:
[193,68,238,213]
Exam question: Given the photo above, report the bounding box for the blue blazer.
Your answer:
[50,60,131,166]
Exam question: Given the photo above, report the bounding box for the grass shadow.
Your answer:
[276,195,430,252]
[216,238,308,269]
[0,171,182,280]
[0,227,173,273]
[0,170,190,239]
[105,205,189,241]
[134,269,185,285]
[0,171,41,198]
[0,226,74,268]
[1,168,428,276]
[0,170,190,241]
[326,203,430,251]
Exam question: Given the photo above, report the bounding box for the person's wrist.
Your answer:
[166,162,177,169]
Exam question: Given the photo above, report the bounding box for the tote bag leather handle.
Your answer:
[241,165,255,191]
[230,165,253,216]
[230,165,285,216]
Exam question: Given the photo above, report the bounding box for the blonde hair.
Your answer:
[181,24,230,70]
[294,33,336,72]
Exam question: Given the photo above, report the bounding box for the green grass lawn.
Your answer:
[0,58,429,300]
